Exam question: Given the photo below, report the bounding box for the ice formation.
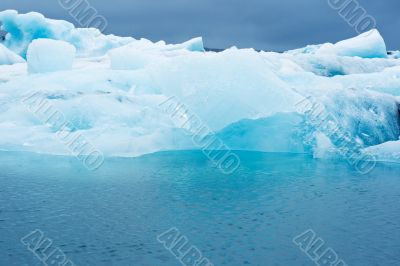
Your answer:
[288,29,387,58]
[0,10,133,58]
[0,43,24,65]
[0,10,399,164]
[109,37,204,70]
[27,39,76,73]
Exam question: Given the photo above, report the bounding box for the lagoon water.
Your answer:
[0,151,399,266]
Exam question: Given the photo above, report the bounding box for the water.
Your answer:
[0,151,399,266]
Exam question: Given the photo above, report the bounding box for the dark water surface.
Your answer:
[0,151,399,266]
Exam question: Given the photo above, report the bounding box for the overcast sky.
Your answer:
[0,0,398,51]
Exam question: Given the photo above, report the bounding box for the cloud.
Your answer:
[0,0,398,50]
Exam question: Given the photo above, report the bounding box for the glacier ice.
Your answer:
[27,39,76,73]
[0,10,399,164]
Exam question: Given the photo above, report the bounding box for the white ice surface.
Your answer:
[27,39,76,73]
[363,140,400,163]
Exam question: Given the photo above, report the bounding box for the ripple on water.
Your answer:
[0,151,399,266]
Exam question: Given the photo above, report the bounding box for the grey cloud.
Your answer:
[0,0,398,51]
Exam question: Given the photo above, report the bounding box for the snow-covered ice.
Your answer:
[0,10,399,163]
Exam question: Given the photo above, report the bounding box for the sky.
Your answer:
[0,0,398,51]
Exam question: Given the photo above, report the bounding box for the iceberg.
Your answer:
[0,10,205,60]
[0,10,399,164]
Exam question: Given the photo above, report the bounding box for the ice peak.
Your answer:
[287,28,387,59]
[328,28,387,58]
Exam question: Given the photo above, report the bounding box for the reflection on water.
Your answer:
[0,151,399,266]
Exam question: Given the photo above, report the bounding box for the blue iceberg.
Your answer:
[0,10,398,164]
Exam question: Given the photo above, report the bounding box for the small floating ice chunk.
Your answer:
[27,39,76,73]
